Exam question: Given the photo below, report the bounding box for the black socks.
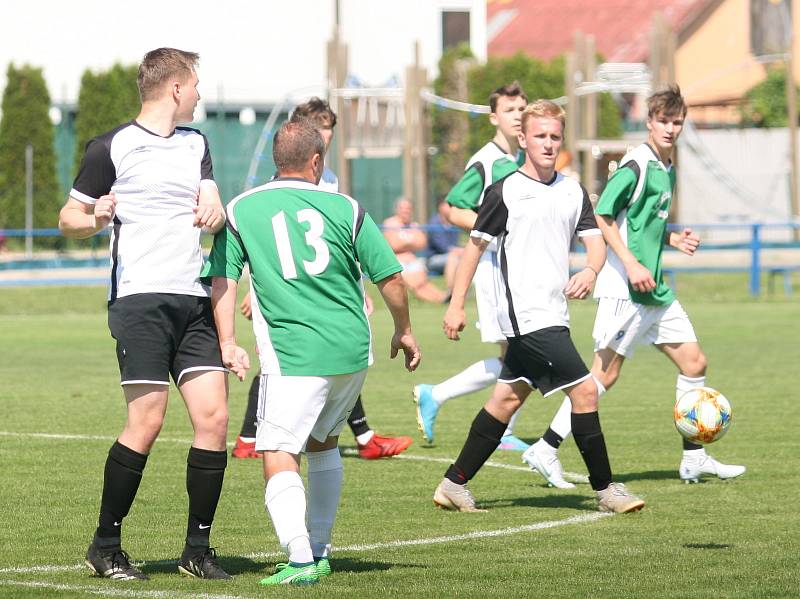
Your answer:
[347,395,370,437]
[185,447,227,547]
[445,408,507,484]
[572,412,613,491]
[96,441,148,541]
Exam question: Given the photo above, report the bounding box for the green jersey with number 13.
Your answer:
[201,178,401,376]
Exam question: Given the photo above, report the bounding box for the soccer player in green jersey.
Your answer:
[414,82,531,450]
[203,119,421,586]
[525,85,745,486]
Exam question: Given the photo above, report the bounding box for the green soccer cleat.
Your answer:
[259,562,319,586]
[315,556,331,577]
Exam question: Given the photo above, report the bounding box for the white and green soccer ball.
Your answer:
[674,386,733,445]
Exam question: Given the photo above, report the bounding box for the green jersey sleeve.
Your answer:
[354,212,402,283]
[199,225,247,285]
[446,164,484,211]
[595,164,639,218]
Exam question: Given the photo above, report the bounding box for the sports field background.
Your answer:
[0,275,796,598]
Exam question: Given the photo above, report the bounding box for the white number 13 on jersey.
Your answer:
[272,209,330,279]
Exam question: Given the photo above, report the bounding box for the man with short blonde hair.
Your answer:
[60,47,231,581]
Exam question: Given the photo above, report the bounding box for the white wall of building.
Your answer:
[1,0,485,107]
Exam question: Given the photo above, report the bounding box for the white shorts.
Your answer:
[592,298,697,358]
[255,369,368,454]
[473,250,505,344]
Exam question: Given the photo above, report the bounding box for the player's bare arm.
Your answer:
[565,234,606,300]
[443,236,487,340]
[210,276,250,380]
[375,272,421,371]
[666,227,700,257]
[194,182,226,234]
[447,206,478,232]
[58,193,117,239]
[596,213,656,292]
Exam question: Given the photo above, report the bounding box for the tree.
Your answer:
[740,66,799,127]
[429,51,623,198]
[73,63,139,174]
[0,64,60,229]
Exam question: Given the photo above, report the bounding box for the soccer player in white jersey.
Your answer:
[432,100,644,514]
[414,82,531,450]
[203,119,421,586]
[59,48,231,580]
[526,86,745,486]
[232,97,413,461]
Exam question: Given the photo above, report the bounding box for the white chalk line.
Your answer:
[0,430,589,483]
[0,580,261,599]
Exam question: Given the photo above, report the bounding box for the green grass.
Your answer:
[0,281,797,598]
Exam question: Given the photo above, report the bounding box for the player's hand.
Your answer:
[221,342,250,381]
[94,192,116,229]
[239,293,253,320]
[564,268,596,299]
[390,331,421,372]
[673,228,700,256]
[194,203,225,233]
[625,260,656,293]
[443,305,466,340]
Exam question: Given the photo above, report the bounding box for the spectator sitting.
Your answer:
[425,198,462,291]
[383,198,449,304]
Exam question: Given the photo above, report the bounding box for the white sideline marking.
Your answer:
[0,580,259,599]
[0,431,588,481]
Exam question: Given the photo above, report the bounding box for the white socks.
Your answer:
[265,471,313,564]
[676,374,705,402]
[548,396,574,441]
[306,448,343,559]
[355,430,374,446]
[432,358,502,406]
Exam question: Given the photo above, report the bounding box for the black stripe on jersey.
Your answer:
[354,205,366,238]
[72,123,127,200]
[498,244,520,337]
[472,162,486,211]
[576,184,597,233]
[620,160,641,181]
[109,216,122,302]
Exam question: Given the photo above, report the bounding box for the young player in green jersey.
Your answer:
[414,81,531,450]
[203,119,420,586]
[525,85,745,486]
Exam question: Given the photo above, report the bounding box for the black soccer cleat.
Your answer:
[85,543,149,581]
[178,546,232,580]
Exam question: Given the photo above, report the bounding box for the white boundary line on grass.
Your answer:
[0,431,590,482]
[0,580,261,599]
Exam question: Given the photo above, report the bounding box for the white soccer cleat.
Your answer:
[679,453,746,483]
[522,442,575,489]
[433,478,487,512]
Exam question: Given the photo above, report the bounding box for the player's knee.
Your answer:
[685,351,707,377]
[570,380,599,412]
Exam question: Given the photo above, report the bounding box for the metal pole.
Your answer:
[785,20,799,234]
[749,223,762,297]
[25,143,33,258]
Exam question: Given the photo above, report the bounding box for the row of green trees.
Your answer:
[0,63,138,230]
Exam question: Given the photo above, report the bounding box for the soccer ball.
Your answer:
[674,387,732,445]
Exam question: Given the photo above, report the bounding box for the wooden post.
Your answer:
[584,35,598,196]
[404,41,429,221]
[327,28,350,194]
[573,31,586,178]
[786,27,799,231]
[565,50,578,161]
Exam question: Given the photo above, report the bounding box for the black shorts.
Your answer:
[107,293,224,386]
[499,326,591,397]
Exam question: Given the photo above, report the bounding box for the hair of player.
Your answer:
[273,119,325,174]
[521,99,566,132]
[489,81,528,113]
[138,48,199,102]
[291,97,337,129]
[647,84,687,118]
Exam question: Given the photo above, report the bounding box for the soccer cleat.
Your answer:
[315,556,331,577]
[85,543,148,581]
[679,453,746,483]
[231,436,261,459]
[498,434,530,451]
[413,384,439,443]
[522,443,575,489]
[259,562,319,586]
[357,433,413,459]
[178,546,232,579]
[433,478,487,512]
[596,482,645,513]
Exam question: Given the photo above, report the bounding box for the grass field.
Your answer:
[0,276,797,598]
